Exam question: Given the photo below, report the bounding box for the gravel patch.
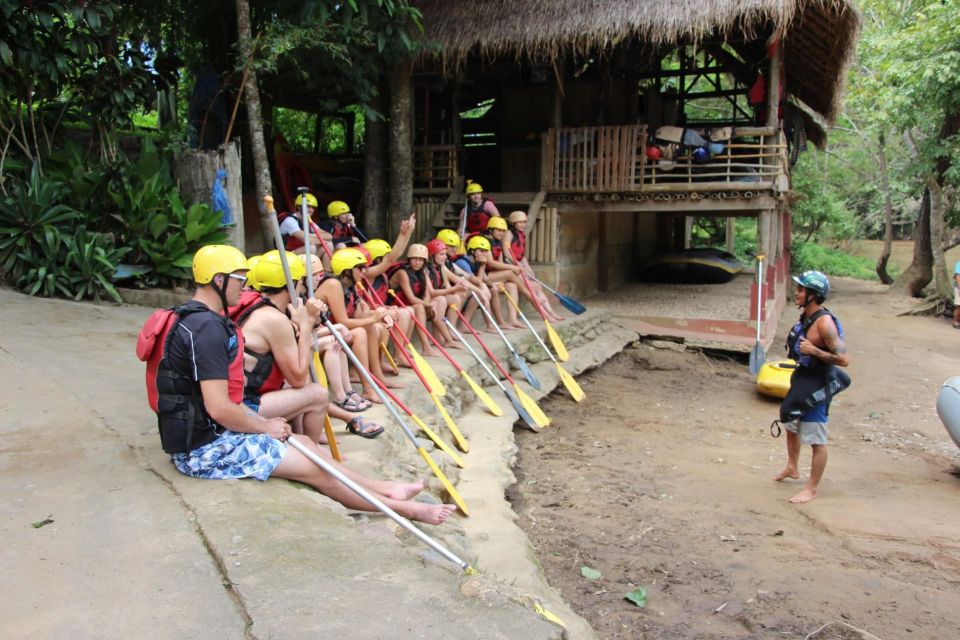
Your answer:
[595,272,755,321]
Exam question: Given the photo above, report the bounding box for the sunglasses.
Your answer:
[228,273,248,285]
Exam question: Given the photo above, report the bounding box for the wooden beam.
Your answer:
[549,195,777,213]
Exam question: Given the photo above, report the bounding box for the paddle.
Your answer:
[450,305,551,429]
[265,194,342,462]
[530,276,587,315]
[749,254,766,377]
[515,269,569,362]
[500,285,584,402]
[379,284,503,417]
[285,437,472,572]
[468,290,540,390]
[355,284,470,453]
[441,316,540,431]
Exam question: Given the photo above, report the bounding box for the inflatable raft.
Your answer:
[935,377,960,450]
[640,248,743,284]
[756,358,796,399]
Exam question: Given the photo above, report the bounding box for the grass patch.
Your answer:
[792,243,882,280]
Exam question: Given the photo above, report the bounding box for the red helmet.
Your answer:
[357,245,373,265]
[426,238,446,256]
[646,146,662,161]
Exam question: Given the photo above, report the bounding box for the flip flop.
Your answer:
[346,416,384,439]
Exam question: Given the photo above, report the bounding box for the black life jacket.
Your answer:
[391,263,426,305]
[779,307,851,424]
[228,290,286,399]
[487,234,504,261]
[466,197,494,234]
[319,274,359,317]
[426,263,444,289]
[137,302,244,454]
[368,272,390,305]
[786,308,845,369]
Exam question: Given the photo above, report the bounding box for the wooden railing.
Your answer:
[541,125,789,193]
[413,145,457,192]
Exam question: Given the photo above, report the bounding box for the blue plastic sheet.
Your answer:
[212,168,233,226]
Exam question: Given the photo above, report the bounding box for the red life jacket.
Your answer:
[466,197,494,234]
[487,234,503,261]
[390,263,426,305]
[228,290,287,399]
[277,211,305,251]
[427,263,444,289]
[326,219,354,243]
[510,227,526,261]
[137,302,244,454]
[368,272,391,305]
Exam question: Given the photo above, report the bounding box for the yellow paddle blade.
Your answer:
[556,362,584,403]
[432,393,470,453]
[545,321,569,362]
[533,602,566,628]
[460,370,504,416]
[313,351,328,387]
[514,383,551,428]
[408,344,447,396]
[411,413,465,468]
[418,447,469,516]
[323,414,343,461]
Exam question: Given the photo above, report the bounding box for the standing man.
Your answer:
[774,270,850,504]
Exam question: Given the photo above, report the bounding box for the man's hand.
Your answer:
[797,337,817,356]
[262,417,292,441]
[400,215,415,235]
[289,302,313,331]
[306,297,328,321]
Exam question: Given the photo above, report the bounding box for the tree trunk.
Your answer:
[175,141,245,252]
[890,186,932,297]
[235,0,274,249]
[387,58,414,236]
[927,176,951,300]
[876,131,894,284]
[362,73,388,238]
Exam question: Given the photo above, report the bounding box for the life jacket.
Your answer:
[228,290,286,399]
[510,227,526,261]
[465,197,494,234]
[487,234,503,261]
[786,307,844,369]
[391,263,426,305]
[326,219,354,243]
[277,211,305,251]
[368,272,391,305]
[137,302,244,454]
[319,274,359,317]
[426,263,444,289]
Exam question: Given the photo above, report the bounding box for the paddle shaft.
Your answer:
[755,256,765,342]
[469,290,522,362]
[453,303,518,386]
[286,437,469,571]
[500,285,558,364]
[378,283,466,373]
[441,317,508,392]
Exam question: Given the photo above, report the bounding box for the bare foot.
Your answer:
[383,379,405,389]
[421,346,441,357]
[362,390,384,404]
[384,478,425,500]
[485,327,499,335]
[446,341,466,350]
[774,467,800,481]
[398,359,414,369]
[511,322,526,330]
[789,487,818,503]
[407,502,458,525]
[382,359,399,375]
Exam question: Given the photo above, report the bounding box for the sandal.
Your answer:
[334,395,369,412]
[347,390,372,410]
[345,416,384,439]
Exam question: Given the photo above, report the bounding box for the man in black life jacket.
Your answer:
[774,270,850,504]
[139,245,455,525]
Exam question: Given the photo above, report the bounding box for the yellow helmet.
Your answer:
[294,193,318,208]
[508,210,528,224]
[465,182,483,195]
[466,235,491,252]
[364,238,392,261]
[327,200,351,218]
[192,245,249,284]
[437,229,461,248]
[246,255,263,290]
[407,243,429,259]
[299,252,323,276]
[330,248,367,276]
[486,216,508,231]
[255,250,305,289]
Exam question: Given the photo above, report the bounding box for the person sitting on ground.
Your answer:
[389,243,441,356]
[232,250,384,440]
[481,216,538,329]
[437,228,493,330]
[316,201,364,254]
[774,270,850,504]
[278,192,325,257]
[138,244,455,524]
[503,210,564,322]
[316,248,398,402]
[453,235,512,331]
[422,238,471,349]
[459,181,500,234]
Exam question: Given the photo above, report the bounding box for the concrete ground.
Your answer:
[0,288,633,639]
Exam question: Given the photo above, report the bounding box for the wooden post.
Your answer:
[725,216,735,253]
[362,72,388,237]
[766,37,781,129]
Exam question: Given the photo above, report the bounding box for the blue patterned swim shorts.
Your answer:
[172,430,287,481]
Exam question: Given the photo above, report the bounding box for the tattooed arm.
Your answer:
[798,316,850,367]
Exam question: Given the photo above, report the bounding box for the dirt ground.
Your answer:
[508,277,960,640]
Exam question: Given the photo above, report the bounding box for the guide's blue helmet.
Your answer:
[792,270,829,303]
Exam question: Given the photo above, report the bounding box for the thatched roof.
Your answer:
[414,0,861,124]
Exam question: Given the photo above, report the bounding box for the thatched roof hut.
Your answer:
[414,0,861,125]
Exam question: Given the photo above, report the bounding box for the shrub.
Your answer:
[791,242,878,280]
